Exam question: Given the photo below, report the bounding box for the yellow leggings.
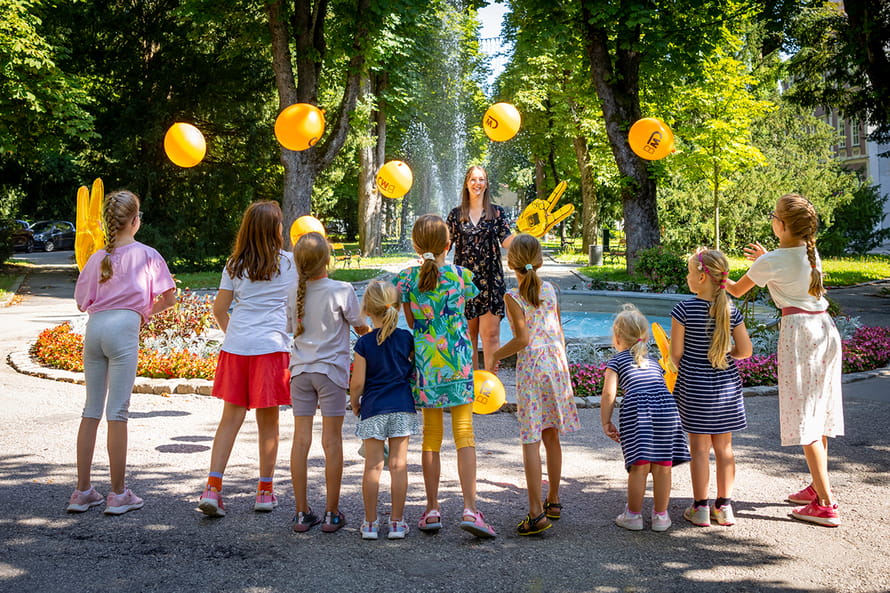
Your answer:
[421,404,475,452]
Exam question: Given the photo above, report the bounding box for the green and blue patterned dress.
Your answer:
[394,264,479,408]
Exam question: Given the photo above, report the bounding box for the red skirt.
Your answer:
[212,351,291,409]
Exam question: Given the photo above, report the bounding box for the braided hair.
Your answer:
[99,190,139,283]
[776,193,825,298]
[292,232,330,337]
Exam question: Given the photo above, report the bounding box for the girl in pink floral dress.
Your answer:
[489,233,580,535]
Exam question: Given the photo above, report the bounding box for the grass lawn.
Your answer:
[172,266,385,289]
[0,261,32,299]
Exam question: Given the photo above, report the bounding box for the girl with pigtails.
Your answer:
[671,249,752,528]
[288,232,369,533]
[488,233,580,536]
[727,194,843,527]
[70,190,176,515]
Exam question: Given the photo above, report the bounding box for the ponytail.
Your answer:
[361,280,400,345]
[412,214,449,293]
[612,304,650,368]
[418,256,440,293]
[507,233,544,307]
[694,249,732,369]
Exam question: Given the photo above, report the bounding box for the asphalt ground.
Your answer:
[1,250,888,593]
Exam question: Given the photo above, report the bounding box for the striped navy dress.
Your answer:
[606,350,690,471]
[671,298,747,434]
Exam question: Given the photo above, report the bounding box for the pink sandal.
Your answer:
[460,508,496,538]
[418,509,442,532]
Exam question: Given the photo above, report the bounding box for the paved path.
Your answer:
[1,251,889,592]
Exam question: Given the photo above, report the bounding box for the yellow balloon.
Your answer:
[164,123,206,168]
[289,216,326,245]
[483,102,521,142]
[628,118,674,160]
[376,160,413,199]
[275,103,325,151]
[472,370,506,415]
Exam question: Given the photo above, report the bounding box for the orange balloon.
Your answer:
[628,118,674,160]
[275,104,325,151]
[483,102,521,142]
[289,216,326,245]
[376,161,413,199]
[164,123,206,168]
[472,370,506,414]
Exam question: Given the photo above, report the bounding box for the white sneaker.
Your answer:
[615,509,644,531]
[711,504,735,526]
[651,511,672,532]
[683,505,711,527]
[387,519,409,539]
[361,519,379,540]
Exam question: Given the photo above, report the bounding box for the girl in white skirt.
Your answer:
[727,193,843,527]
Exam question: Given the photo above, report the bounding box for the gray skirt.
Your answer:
[355,412,421,441]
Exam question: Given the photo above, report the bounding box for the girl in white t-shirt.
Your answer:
[70,190,176,515]
[198,201,297,518]
[288,232,369,533]
[727,193,843,527]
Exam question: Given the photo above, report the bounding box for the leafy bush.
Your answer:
[569,362,608,398]
[820,182,890,256]
[633,246,688,292]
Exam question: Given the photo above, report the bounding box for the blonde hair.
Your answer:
[507,233,543,307]
[412,214,449,293]
[775,193,825,298]
[693,248,732,369]
[458,165,497,222]
[292,232,330,337]
[226,201,284,282]
[99,190,140,283]
[362,280,400,345]
[612,304,650,367]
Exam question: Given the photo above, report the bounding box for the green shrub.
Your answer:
[634,246,688,291]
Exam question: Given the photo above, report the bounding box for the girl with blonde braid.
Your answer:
[670,249,752,527]
[70,190,175,515]
[288,232,369,533]
[727,194,843,527]
[349,281,419,540]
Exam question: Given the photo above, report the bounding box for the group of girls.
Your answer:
[69,181,843,536]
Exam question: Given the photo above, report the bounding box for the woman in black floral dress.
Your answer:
[446,166,514,370]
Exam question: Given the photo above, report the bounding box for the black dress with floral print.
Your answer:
[446,205,513,319]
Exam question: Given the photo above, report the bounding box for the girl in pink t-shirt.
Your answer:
[69,190,176,515]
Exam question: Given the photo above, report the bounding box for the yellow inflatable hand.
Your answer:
[516,181,575,238]
[75,178,105,271]
[651,322,678,393]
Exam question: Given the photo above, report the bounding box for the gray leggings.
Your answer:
[82,309,141,422]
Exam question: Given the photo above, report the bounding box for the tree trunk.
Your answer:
[572,135,599,251]
[580,2,660,273]
[357,72,385,257]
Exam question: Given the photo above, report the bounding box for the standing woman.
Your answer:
[446,165,514,370]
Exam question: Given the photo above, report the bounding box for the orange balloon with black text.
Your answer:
[472,370,506,415]
[376,160,413,199]
[164,123,206,168]
[483,103,521,142]
[628,118,674,160]
[275,104,325,151]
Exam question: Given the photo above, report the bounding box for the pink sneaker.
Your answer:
[104,488,144,515]
[198,487,226,517]
[459,508,496,538]
[253,490,278,512]
[787,484,818,505]
[67,487,104,513]
[790,501,840,527]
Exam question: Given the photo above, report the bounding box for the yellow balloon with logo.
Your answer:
[275,103,325,151]
[628,118,674,160]
[472,370,506,414]
[482,102,521,142]
[376,160,413,199]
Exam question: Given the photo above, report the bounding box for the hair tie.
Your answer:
[524,263,534,271]
[719,282,726,290]
[422,252,435,261]
[696,251,706,272]
[811,264,817,270]
[636,337,644,342]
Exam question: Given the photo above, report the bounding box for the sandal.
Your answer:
[460,508,496,538]
[543,501,563,520]
[418,509,442,532]
[517,512,552,536]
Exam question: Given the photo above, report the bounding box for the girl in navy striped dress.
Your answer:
[601,305,690,532]
[671,249,752,527]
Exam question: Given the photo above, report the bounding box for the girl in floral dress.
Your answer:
[488,234,580,535]
[394,214,496,538]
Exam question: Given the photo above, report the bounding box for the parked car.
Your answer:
[1,219,35,253]
[30,220,75,252]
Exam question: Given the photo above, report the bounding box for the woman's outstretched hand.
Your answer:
[743,242,766,262]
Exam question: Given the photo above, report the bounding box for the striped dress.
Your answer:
[606,350,690,471]
[671,298,747,434]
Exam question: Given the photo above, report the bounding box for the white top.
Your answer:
[219,251,297,355]
[746,245,828,311]
[288,277,364,389]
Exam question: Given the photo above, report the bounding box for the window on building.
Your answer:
[837,115,846,148]
[852,120,860,147]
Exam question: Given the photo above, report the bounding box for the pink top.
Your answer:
[75,241,176,322]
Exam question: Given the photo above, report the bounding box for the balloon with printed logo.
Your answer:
[628,118,674,160]
[376,160,414,199]
[472,370,506,414]
[275,103,326,151]
[482,102,522,142]
[289,216,326,245]
[164,123,206,168]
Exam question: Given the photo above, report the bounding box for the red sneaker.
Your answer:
[790,501,840,527]
[787,484,818,505]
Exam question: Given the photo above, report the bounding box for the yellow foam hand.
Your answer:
[516,181,575,238]
[88,178,105,249]
[651,322,678,393]
[75,179,105,271]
